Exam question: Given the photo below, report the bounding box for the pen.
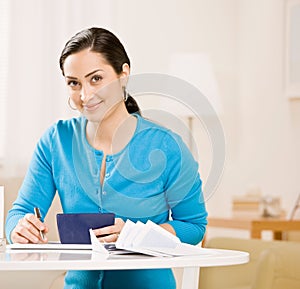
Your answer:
[34,207,45,240]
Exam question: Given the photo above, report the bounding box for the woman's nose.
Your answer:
[80,85,94,102]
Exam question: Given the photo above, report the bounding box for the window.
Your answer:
[0,1,9,161]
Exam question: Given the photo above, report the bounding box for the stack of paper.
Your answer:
[90,220,211,257]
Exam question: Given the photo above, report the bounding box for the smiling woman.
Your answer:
[5,27,207,289]
[59,28,141,163]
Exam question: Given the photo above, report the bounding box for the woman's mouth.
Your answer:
[83,101,103,112]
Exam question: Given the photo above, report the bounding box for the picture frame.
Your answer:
[285,0,300,99]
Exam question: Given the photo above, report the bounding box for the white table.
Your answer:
[0,248,249,289]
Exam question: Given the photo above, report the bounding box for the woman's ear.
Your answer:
[120,63,130,86]
[121,63,130,77]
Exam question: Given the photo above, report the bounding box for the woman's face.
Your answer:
[63,49,128,122]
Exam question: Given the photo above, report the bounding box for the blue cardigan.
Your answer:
[6,114,207,289]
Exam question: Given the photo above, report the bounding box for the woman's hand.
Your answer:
[93,218,125,243]
[11,213,49,244]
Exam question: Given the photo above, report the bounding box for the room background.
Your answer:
[0,0,299,236]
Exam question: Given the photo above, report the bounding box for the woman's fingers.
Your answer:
[10,230,30,244]
[11,214,48,244]
[98,233,120,243]
[93,218,125,243]
[25,213,46,232]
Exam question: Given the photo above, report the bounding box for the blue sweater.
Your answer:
[6,114,207,289]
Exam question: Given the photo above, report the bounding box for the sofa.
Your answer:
[199,237,300,289]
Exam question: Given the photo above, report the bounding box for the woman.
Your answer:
[5,27,207,289]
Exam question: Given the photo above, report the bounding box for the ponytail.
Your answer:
[125,95,141,115]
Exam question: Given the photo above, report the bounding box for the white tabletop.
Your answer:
[1,247,248,270]
[0,247,249,289]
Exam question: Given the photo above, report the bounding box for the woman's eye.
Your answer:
[67,80,80,89]
[67,80,79,87]
[91,75,102,83]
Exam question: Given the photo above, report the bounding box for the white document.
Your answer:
[89,229,109,257]
[89,229,139,257]
[114,220,211,257]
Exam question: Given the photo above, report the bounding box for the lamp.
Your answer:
[160,52,222,152]
[165,52,221,115]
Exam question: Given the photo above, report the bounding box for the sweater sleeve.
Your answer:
[163,133,207,245]
[5,126,56,243]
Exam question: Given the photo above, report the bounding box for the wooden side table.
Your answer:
[206,217,300,241]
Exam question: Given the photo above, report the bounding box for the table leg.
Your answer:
[250,227,261,239]
[273,231,283,240]
[181,267,199,289]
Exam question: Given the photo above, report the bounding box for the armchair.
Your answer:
[199,237,300,289]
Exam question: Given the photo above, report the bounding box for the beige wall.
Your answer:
[207,0,300,219]
[114,0,300,217]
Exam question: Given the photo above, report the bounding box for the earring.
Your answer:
[68,97,77,110]
[123,88,129,102]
